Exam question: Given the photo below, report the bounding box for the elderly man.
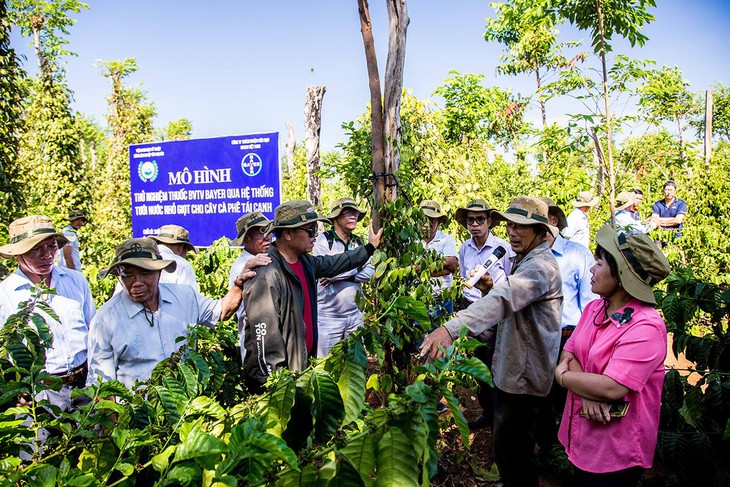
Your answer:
[313,198,375,358]
[420,199,458,316]
[57,209,86,272]
[651,180,687,238]
[0,215,95,411]
[149,224,199,291]
[563,191,599,249]
[455,198,514,430]
[421,196,562,487]
[242,200,382,393]
[87,238,262,389]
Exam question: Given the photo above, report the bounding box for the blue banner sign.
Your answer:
[129,132,280,247]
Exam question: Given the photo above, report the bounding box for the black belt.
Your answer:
[49,363,88,386]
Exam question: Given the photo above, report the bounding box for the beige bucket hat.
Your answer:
[327,198,366,221]
[539,197,569,231]
[454,199,498,229]
[149,225,197,253]
[268,200,331,233]
[0,215,69,259]
[420,200,448,224]
[231,211,271,246]
[100,238,177,278]
[595,225,670,304]
[615,191,636,212]
[492,196,559,238]
[572,191,600,208]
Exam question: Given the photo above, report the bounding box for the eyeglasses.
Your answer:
[299,226,318,237]
[341,208,360,218]
[466,216,488,225]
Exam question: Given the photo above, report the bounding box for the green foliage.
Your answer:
[695,81,730,143]
[157,118,193,141]
[656,269,730,486]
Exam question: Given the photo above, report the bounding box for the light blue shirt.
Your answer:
[614,209,652,235]
[0,266,95,375]
[459,233,515,303]
[87,283,221,389]
[550,235,598,328]
[564,208,591,249]
[57,225,82,271]
[158,245,199,292]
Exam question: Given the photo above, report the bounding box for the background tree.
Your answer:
[0,0,26,248]
[157,118,192,141]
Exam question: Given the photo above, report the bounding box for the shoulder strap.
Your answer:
[324,230,335,250]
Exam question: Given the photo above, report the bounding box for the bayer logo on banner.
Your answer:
[241,153,263,176]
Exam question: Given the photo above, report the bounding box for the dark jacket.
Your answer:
[242,242,373,388]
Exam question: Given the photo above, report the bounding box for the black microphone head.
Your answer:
[494,246,506,258]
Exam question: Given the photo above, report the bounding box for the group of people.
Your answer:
[0,183,681,486]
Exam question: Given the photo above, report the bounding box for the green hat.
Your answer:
[538,197,569,231]
[615,191,636,212]
[149,224,197,254]
[572,191,600,208]
[454,199,497,229]
[66,209,87,222]
[327,198,366,221]
[269,200,331,232]
[492,196,559,238]
[100,238,177,279]
[420,200,448,224]
[0,215,69,259]
[595,225,670,305]
[231,211,271,246]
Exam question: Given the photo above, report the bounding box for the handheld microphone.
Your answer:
[464,246,507,289]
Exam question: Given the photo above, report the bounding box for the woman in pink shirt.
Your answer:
[555,226,671,487]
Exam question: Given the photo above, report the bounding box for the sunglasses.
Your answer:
[299,226,318,237]
[466,216,488,225]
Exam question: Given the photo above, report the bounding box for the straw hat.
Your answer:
[327,198,366,221]
[149,225,197,253]
[231,211,271,246]
[420,200,448,224]
[0,215,69,259]
[491,196,559,238]
[595,225,670,304]
[100,238,177,278]
[571,191,600,208]
[615,191,636,212]
[454,199,498,229]
[268,200,331,232]
[538,197,569,231]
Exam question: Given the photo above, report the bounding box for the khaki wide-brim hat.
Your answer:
[0,215,69,259]
[66,209,87,222]
[327,198,367,221]
[615,191,636,212]
[539,197,569,231]
[420,200,448,224]
[100,238,177,279]
[268,200,331,233]
[150,224,197,253]
[492,196,560,238]
[454,199,498,229]
[595,225,670,305]
[572,190,600,208]
[231,211,271,246]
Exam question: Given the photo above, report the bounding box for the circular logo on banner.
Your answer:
[241,153,263,177]
[138,160,159,182]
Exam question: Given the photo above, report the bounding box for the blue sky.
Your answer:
[10,0,730,152]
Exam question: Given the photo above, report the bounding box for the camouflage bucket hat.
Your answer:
[149,224,197,253]
[571,190,600,208]
[269,200,331,232]
[327,198,367,221]
[100,238,177,279]
[420,200,448,224]
[595,225,670,305]
[538,197,569,231]
[66,209,87,222]
[231,211,271,246]
[454,199,498,229]
[615,191,636,212]
[0,215,69,259]
[492,196,560,238]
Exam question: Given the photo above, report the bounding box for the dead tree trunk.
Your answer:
[284,121,296,175]
[304,86,326,209]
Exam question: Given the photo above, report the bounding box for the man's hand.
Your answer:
[467,267,494,293]
[319,277,332,287]
[368,224,384,248]
[244,253,271,271]
[419,326,453,361]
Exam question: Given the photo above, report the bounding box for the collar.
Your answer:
[467,232,497,252]
[5,265,66,291]
[119,284,173,319]
[594,298,640,328]
[550,234,568,257]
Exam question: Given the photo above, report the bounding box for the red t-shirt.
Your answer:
[287,259,314,354]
